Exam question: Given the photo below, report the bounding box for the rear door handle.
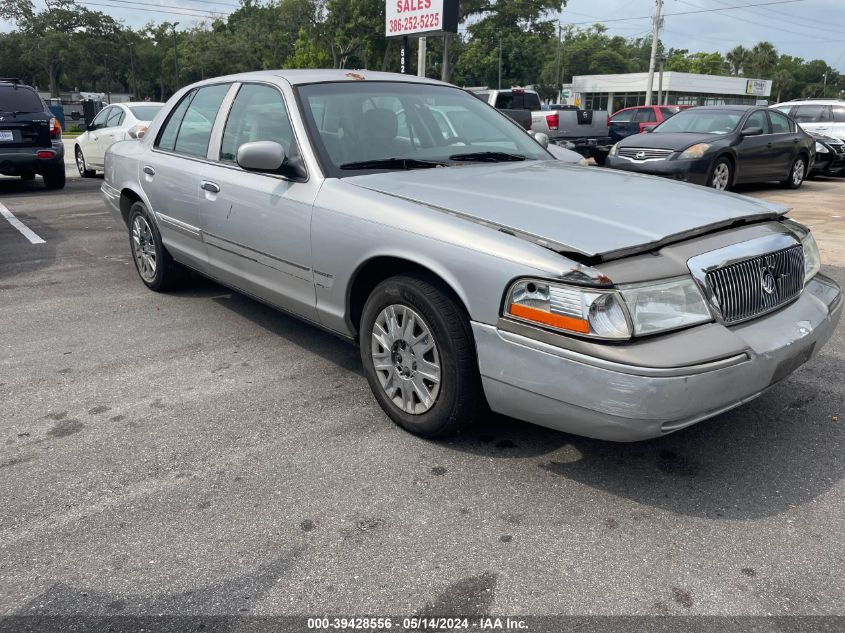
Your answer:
[201,180,220,194]
[142,165,155,176]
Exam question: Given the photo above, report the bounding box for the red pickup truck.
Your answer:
[608,105,689,143]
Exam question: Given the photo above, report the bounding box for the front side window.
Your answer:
[91,107,111,129]
[768,110,793,133]
[298,81,551,176]
[744,110,770,133]
[173,84,230,157]
[220,84,295,162]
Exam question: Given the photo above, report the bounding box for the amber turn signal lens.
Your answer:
[508,303,591,334]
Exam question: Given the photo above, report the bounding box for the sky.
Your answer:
[2,0,844,72]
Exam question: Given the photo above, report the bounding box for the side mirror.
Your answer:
[534,132,550,149]
[237,141,286,172]
[742,126,763,136]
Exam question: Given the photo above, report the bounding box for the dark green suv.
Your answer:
[0,78,65,189]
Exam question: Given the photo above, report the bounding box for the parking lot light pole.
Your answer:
[172,23,180,91]
[645,0,663,106]
[498,36,502,90]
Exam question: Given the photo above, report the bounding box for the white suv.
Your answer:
[772,99,845,142]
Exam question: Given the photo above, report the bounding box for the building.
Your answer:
[568,72,772,112]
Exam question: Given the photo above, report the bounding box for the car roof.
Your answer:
[773,99,844,106]
[118,101,166,107]
[190,69,452,88]
[684,105,757,111]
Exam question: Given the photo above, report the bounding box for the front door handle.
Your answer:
[201,180,220,194]
[766,142,773,148]
[792,138,799,143]
[142,165,155,176]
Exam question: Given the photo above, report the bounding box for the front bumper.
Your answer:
[605,155,711,186]
[811,150,845,175]
[474,274,842,441]
[0,141,64,176]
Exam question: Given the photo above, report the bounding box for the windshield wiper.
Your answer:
[339,158,447,170]
[449,151,526,162]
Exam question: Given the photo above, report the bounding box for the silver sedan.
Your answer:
[102,70,842,441]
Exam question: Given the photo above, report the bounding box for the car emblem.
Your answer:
[635,151,646,159]
[761,265,778,295]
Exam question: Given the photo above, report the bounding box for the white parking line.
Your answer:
[0,202,46,244]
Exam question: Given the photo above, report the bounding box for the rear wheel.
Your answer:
[359,274,483,438]
[42,165,65,190]
[75,147,96,177]
[781,155,806,189]
[708,158,732,191]
[127,201,186,291]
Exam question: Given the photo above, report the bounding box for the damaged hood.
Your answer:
[345,160,788,260]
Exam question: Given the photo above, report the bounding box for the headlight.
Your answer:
[609,143,618,157]
[815,141,829,154]
[505,280,631,339]
[801,231,821,282]
[618,277,712,336]
[679,143,710,159]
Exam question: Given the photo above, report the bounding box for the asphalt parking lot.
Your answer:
[1,161,844,621]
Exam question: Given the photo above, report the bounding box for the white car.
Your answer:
[772,99,845,143]
[74,102,164,176]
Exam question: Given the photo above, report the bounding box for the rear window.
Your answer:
[129,105,162,121]
[0,85,44,113]
[660,107,680,119]
[494,91,541,111]
[793,105,831,123]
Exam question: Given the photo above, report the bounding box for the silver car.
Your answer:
[102,70,842,441]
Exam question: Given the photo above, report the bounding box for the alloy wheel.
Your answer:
[792,158,805,186]
[131,214,157,282]
[75,149,87,176]
[711,162,730,190]
[370,304,441,415]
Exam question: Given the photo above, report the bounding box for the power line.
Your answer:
[563,0,806,26]
[713,0,845,33]
[78,0,230,19]
[674,0,827,40]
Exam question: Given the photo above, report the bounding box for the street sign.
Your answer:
[385,0,458,38]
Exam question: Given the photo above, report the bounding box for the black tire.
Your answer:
[781,155,806,189]
[593,153,607,166]
[42,165,66,190]
[75,147,96,178]
[359,274,484,438]
[707,157,732,191]
[127,201,186,291]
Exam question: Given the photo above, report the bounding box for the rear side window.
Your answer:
[220,84,295,162]
[0,86,43,113]
[793,105,830,123]
[610,110,634,122]
[106,108,125,127]
[832,106,845,123]
[633,108,656,122]
[768,110,793,133]
[157,91,195,151]
[173,84,230,157]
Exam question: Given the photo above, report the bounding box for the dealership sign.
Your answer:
[385,0,458,37]
[745,79,768,96]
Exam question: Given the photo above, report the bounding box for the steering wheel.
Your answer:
[442,136,472,146]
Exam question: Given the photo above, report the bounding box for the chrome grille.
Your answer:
[617,147,674,162]
[706,245,805,324]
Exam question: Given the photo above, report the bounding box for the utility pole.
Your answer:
[498,36,502,90]
[441,34,449,82]
[128,42,138,99]
[172,22,180,92]
[645,0,663,106]
[417,37,426,77]
[554,23,562,103]
[823,71,828,96]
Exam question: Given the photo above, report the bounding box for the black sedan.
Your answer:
[606,105,815,191]
[808,131,845,177]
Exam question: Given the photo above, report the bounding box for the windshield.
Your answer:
[0,86,43,113]
[297,82,551,176]
[653,109,742,135]
[129,105,162,121]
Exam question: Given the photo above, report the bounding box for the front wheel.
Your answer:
[359,274,484,438]
[708,158,732,191]
[781,155,806,189]
[127,202,186,291]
